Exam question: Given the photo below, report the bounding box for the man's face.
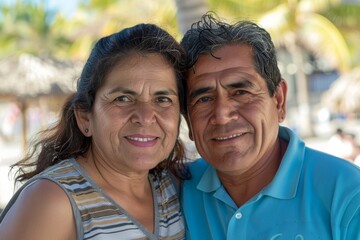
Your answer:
[186,44,287,176]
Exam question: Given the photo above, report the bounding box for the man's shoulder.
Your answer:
[188,158,209,171]
[304,147,360,189]
[305,146,360,173]
[185,158,209,182]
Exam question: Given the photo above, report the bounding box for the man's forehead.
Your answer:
[189,45,253,74]
[188,65,257,84]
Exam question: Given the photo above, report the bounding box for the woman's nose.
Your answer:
[131,101,156,126]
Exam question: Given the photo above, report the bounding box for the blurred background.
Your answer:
[0,0,360,210]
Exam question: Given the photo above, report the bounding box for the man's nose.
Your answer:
[210,95,239,125]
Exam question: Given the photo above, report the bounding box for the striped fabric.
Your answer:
[7,158,185,240]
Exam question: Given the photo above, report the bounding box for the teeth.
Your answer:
[127,137,156,142]
[215,133,243,141]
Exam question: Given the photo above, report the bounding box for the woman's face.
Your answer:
[86,53,180,174]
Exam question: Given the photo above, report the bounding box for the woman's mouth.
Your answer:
[125,135,159,147]
[126,136,157,142]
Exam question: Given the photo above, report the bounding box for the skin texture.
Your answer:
[76,53,180,176]
[76,53,180,232]
[186,44,288,206]
[0,53,181,239]
[0,180,76,240]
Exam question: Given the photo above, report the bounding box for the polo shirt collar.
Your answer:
[262,126,304,199]
[197,165,221,192]
[196,126,304,200]
[197,165,237,208]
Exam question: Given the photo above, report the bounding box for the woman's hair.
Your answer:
[12,23,189,182]
[180,12,282,113]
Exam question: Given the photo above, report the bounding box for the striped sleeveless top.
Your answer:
[2,158,185,240]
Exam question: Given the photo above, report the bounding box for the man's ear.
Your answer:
[74,109,92,136]
[183,114,194,141]
[274,79,288,123]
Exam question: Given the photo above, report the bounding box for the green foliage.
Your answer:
[0,0,358,67]
[0,0,73,59]
[207,0,360,69]
[67,0,180,60]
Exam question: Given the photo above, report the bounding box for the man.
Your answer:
[180,13,360,239]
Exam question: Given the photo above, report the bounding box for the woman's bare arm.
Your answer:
[0,179,76,240]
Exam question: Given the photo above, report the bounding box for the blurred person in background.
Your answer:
[0,23,188,240]
[327,128,358,161]
[180,12,360,239]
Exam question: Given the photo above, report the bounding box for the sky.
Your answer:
[0,0,81,16]
[44,0,80,15]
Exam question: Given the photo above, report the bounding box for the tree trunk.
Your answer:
[286,33,314,138]
[174,0,209,35]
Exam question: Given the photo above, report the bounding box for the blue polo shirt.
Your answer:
[181,126,360,239]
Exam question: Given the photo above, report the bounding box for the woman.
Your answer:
[0,23,187,240]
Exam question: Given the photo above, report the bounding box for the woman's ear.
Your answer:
[274,79,288,123]
[74,109,92,136]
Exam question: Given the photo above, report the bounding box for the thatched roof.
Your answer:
[0,54,83,152]
[0,54,82,100]
[321,67,360,114]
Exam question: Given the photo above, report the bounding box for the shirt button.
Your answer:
[235,212,242,219]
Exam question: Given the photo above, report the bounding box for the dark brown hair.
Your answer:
[12,23,189,182]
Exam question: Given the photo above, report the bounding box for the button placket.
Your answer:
[235,212,242,219]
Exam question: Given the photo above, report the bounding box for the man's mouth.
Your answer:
[214,133,244,141]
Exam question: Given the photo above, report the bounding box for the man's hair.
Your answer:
[181,12,282,100]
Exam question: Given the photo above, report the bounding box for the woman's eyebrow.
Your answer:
[154,88,178,96]
[107,86,136,95]
[107,87,178,96]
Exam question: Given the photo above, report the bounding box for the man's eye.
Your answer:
[197,96,213,103]
[234,89,248,95]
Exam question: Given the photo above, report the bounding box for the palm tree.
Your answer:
[204,0,360,137]
[174,0,209,34]
[207,0,360,69]
[64,0,185,60]
[0,1,72,59]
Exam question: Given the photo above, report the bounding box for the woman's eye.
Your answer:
[116,96,131,102]
[156,96,173,107]
[113,95,133,106]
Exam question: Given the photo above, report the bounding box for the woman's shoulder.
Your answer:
[19,179,73,212]
[0,179,76,239]
[40,158,77,176]
[39,158,88,187]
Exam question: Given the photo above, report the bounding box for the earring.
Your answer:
[84,128,89,133]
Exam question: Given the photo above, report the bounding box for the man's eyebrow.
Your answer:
[226,80,254,89]
[188,80,255,100]
[188,86,213,101]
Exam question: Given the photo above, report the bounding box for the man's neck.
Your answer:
[218,139,287,207]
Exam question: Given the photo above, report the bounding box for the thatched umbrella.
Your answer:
[0,54,82,154]
[321,67,360,114]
